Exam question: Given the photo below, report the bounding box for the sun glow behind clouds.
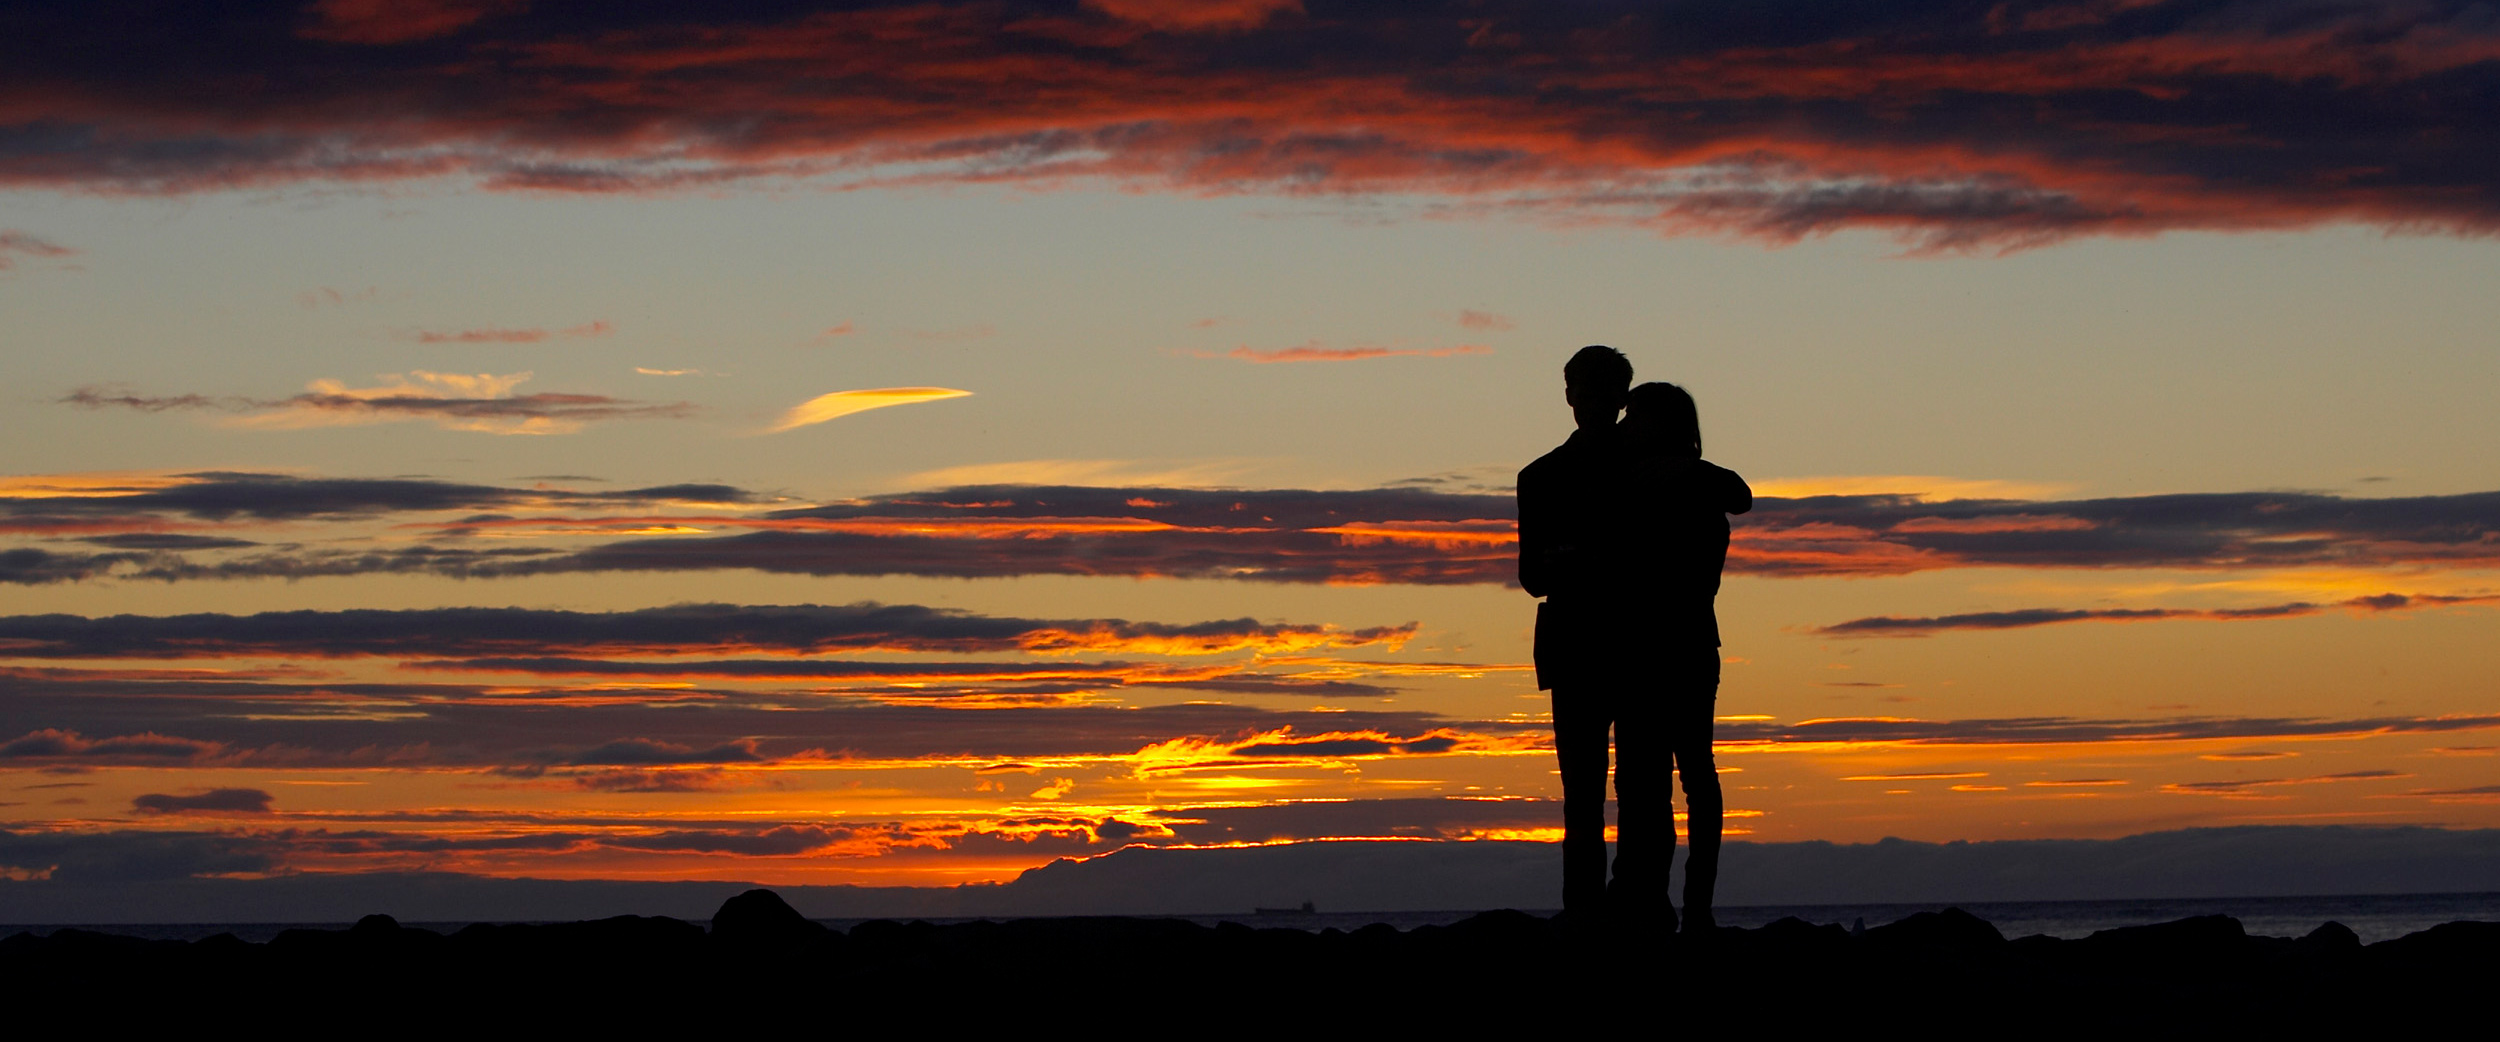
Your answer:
[768,387,972,432]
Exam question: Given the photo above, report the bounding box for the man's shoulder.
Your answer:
[1518,439,1585,487]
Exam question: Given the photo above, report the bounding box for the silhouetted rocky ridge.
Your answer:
[7,889,2489,1025]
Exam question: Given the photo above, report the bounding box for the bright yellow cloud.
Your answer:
[1752,475,2076,501]
[0,471,197,499]
[768,387,971,432]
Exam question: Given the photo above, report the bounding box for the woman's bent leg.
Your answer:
[1675,650,1725,929]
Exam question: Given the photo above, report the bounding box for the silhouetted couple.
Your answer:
[1519,345,1751,935]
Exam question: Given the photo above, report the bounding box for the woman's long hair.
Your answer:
[1627,381,1701,459]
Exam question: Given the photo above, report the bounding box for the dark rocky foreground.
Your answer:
[7,890,2492,1026]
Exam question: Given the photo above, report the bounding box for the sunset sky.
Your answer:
[3,0,2497,895]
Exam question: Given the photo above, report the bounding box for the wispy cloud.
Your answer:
[0,602,1415,660]
[63,372,688,435]
[1207,342,1492,363]
[1719,717,2500,753]
[1455,310,1514,331]
[767,387,972,432]
[1818,593,2500,636]
[901,458,1258,489]
[0,471,758,521]
[2160,770,2416,797]
[411,320,612,343]
[0,230,74,269]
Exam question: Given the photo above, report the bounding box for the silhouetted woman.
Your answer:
[1620,381,1751,932]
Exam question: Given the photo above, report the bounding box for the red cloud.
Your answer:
[298,0,527,45]
[1082,0,1301,32]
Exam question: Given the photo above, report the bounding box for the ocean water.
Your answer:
[13,891,2496,945]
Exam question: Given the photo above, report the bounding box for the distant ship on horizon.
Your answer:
[1254,901,1317,916]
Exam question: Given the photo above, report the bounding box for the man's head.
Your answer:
[1562,345,1633,429]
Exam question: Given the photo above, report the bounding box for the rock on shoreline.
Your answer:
[7,889,2492,1025]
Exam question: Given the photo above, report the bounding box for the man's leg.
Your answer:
[1673,649,1725,929]
[1551,684,1612,917]
[1609,681,1670,931]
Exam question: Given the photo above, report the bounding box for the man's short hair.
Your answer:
[1563,345,1633,405]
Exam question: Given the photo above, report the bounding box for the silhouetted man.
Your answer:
[1517,345,1637,923]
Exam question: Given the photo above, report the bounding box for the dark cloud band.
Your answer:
[0,602,1412,659]
[6,2,2500,248]
[9,476,2499,586]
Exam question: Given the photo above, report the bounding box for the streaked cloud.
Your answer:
[1455,310,1514,331]
[0,602,1414,660]
[0,230,73,269]
[2160,770,2416,797]
[411,320,612,343]
[1818,593,2500,636]
[1208,342,1492,363]
[63,372,690,435]
[768,387,971,433]
[0,471,757,521]
[1718,715,2500,753]
[901,458,1259,489]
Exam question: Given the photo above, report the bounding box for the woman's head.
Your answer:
[1625,381,1702,459]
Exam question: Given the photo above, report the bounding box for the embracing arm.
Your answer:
[1708,461,1753,516]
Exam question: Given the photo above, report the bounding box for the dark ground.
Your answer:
[6,889,2490,1027]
